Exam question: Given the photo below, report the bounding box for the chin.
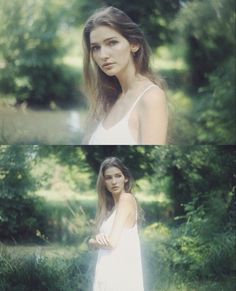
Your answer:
[111,189,121,195]
[104,70,117,77]
[105,72,116,77]
[103,66,122,77]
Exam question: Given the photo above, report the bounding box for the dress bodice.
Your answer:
[89,84,157,145]
[93,208,144,291]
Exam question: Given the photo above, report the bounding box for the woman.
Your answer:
[82,6,168,145]
[88,157,144,291]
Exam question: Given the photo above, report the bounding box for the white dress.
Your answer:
[93,209,144,291]
[88,84,157,145]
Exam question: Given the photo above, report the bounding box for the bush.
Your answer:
[194,58,236,144]
[165,195,236,280]
[0,244,93,291]
[176,0,235,89]
[0,146,41,241]
[0,0,81,108]
[38,201,94,244]
[142,219,236,290]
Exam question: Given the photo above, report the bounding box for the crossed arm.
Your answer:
[88,193,135,250]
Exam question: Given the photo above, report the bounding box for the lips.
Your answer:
[102,62,114,68]
[112,186,119,190]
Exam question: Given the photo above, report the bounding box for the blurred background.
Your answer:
[0,0,235,144]
[0,145,235,290]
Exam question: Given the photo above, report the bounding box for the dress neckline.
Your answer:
[101,84,156,131]
[105,207,117,221]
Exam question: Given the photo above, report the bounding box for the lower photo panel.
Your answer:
[0,145,235,291]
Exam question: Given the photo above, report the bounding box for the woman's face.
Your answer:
[103,166,128,195]
[90,25,137,77]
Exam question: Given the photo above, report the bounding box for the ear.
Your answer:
[130,43,140,53]
[125,178,129,183]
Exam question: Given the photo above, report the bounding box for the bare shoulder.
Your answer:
[119,193,136,209]
[140,85,166,108]
[120,192,135,201]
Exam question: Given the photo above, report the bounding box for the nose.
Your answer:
[99,45,109,60]
[111,177,117,184]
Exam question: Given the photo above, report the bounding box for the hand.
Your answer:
[87,238,99,250]
[95,233,110,246]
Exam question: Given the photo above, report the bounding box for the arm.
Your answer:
[108,193,135,249]
[88,193,135,250]
[139,87,168,145]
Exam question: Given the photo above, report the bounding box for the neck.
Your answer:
[115,59,141,93]
[112,194,120,207]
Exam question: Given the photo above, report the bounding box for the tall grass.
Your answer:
[141,222,236,291]
[1,232,235,291]
[0,243,94,291]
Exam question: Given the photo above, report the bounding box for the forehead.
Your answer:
[104,166,123,176]
[90,25,123,44]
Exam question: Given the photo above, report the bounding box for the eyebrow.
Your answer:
[104,171,122,177]
[90,37,118,46]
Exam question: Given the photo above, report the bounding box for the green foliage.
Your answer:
[176,0,235,88]
[142,201,236,289]
[1,145,235,289]
[145,146,236,284]
[39,201,94,244]
[64,0,104,26]
[37,145,156,183]
[0,146,41,240]
[168,0,236,144]
[141,201,172,225]
[0,0,80,107]
[150,146,236,218]
[81,145,155,180]
[0,244,93,291]
[164,199,236,280]
[142,222,173,290]
[104,0,181,47]
[194,59,236,144]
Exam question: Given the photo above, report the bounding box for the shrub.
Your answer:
[0,0,81,108]
[0,244,93,291]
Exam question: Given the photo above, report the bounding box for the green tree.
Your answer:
[104,0,181,47]
[144,146,236,284]
[173,0,235,144]
[194,59,236,144]
[67,0,181,47]
[37,145,156,181]
[0,146,45,241]
[176,0,235,88]
[150,146,236,219]
[0,0,80,107]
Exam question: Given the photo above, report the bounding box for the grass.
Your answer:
[1,242,235,291]
[0,243,94,291]
[0,105,87,144]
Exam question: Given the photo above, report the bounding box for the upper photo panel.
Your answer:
[0,1,235,145]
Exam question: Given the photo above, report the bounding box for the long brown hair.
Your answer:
[82,6,165,128]
[95,157,142,232]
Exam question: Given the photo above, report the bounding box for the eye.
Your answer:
[91,45,100,52]
[108,40,118,46]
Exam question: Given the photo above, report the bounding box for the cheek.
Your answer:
[90,50,102,64]
[120,178,126,185]
[91,53,99,64]
[114,43,131,58]
[104,181,109,189]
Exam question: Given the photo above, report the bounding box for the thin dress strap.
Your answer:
[125,84,157,118]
